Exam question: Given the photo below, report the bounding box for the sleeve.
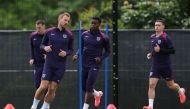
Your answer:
[66,34,74,56]
[76,33,84,56]
[149,35,155,56]
[40,31,49,51]
[30,36,34,59]
[102,36,111,60]
[160,37,175,54]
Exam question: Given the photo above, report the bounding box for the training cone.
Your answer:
[4,104,15,109]
[107,104,117,109]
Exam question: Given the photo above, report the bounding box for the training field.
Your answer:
[0,30,189,109]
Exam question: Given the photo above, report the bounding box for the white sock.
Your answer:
[149,99,154,108]
[93,89,99,97]
[41,101,50,109]
[178,88,184,94]
[83,103,89,109]
[31,98,40,109]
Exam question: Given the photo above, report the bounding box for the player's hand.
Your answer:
[95,57,101,64]
[44,45,52,52]
[147,53,152,60]
[59,49,67,57]
[154,44,160,52]
[29,59,34,65]
[72,55,78,61]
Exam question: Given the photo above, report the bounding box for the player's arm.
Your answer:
[160,37,175,54]
[160,48,175,54]
[95,36,110,64]
[73,33,84,61]
[40,32,52,53]
[147,34,156,59]
[102,36,111,60]
[66,34,74,56]
[29,35,35,65]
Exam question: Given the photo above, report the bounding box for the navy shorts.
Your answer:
[34,64,44,89]
[82,65,100,92]
[149,66,173,81]
[42,61,66,84]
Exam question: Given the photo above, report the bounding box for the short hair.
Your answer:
[155,19,165,26]
[92,17,101,24]
[36,20,45,25]
[58,12,71,21]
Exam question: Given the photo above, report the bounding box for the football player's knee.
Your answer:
[48,87,56,93]
[149,83,156,89]
[39,84,48,91]
[167,83,178,89]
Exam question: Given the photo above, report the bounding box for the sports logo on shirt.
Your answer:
[96,37,101,41]
[158,40,161,44]
[42,74,46,78]
[149,72,153,76]
[63,34,67,38]
[33,38,37,41]
[51,33,55,35]
[85,35,88,38]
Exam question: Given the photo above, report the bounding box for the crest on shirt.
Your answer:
[33,38,37,41]
[149,72,153,76]
[63,34,67,38]
[42,74,46,78]
[96,37,101,41]
[157,40,161,44]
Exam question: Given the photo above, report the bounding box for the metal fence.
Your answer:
[0,30,189,109]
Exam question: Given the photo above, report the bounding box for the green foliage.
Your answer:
[0,0,114,30]
[0,0,189,29]
[181,18,190,28]
[121,0,190,29]
[78,0,113,30]
[122,0,180,28]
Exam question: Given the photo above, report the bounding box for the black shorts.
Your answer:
[149,66,173,81]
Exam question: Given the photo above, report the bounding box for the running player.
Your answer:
[73,17,110,109]
[143,19,186,109]
[31,12,74,109]
[29,20,46,89]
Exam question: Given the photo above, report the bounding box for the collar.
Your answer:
[57,25,65,31]
[90,28,100,35]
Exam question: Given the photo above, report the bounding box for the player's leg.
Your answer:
[82,66,91,109]
[31,62,51,108]
[41,81,58,109]
[89,67,103,107]
[82,65,88,92]
[31,62,53,109]
[166,80,186,103]
[37,64,51,109]
[83,91,93,109]
[34,64,43,89]
[41,64,65,109]
[166,80,180,91]
[84,67,101,108]
[162,67,186,103]
[31,80,49,109]
[143,70,160,109]
[147,78,159,109]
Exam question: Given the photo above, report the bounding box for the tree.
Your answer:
[121,0,190,29]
